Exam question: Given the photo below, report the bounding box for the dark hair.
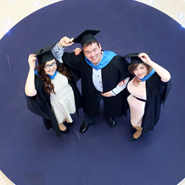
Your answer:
[82,41,99,48]
[128,63,152,75]
[36,59,71,95]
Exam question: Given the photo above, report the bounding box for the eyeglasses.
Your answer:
[44,61,57,69]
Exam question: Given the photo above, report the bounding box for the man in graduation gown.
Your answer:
[53,30,131,133]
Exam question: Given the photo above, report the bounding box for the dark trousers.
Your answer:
[84,90,112,125]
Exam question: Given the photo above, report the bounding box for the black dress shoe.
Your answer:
[107,117,116,127]
[61,127,70,134]
[79,123,89,133]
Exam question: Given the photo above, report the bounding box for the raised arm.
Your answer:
[52,36,75,63]
[138,53,171,82]
[53,37,83,74]
[25,54,37,97]
[58,36,74,47]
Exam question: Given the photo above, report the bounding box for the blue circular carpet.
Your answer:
[0,0,185,184]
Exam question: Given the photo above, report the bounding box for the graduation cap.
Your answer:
[73,29,100,46]
[34,43,56,64]
[124,52,153,64]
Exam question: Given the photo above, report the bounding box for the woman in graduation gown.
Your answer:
[123,52,171,141]
[25,37,82,137]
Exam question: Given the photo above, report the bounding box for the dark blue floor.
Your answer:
[0,0,185,184]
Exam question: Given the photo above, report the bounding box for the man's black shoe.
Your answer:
[107,117,116,127]
[79,123,89,133]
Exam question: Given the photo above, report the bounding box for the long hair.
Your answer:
[36,59,71,95]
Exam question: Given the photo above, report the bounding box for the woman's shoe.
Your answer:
[130,127,137,133]
[67,122,73,127]
[129,136,137,142]
[61,127,70,134]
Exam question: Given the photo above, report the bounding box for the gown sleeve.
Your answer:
[160,80,171,106]
[25,75,50,118]
[117,56,131,81]
[25,94,50,119]
[142,73,171,133]
[25,75,54,130]
[60,52,83,84]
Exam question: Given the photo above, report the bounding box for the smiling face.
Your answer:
[44,59,57,76]
[83,42,102,65]
[133,63,148,79]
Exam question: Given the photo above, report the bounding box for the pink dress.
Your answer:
[127,77,147,127]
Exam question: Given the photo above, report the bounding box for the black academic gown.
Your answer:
[129,72,171,134]
[25,72,82,137]
[62,52,130,117]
